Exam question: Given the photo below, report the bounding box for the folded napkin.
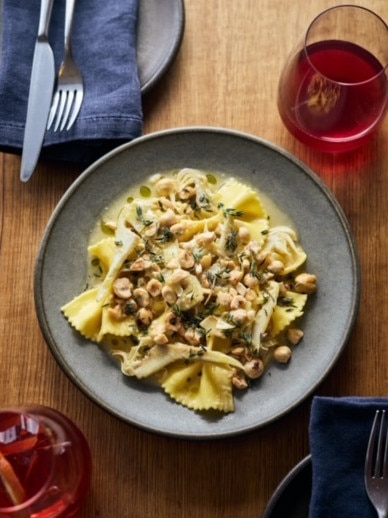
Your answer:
[309,396,388,517]
[0,0,143,164]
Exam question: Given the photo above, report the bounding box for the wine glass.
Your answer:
[0,405,92,517]
[277,5,388,153]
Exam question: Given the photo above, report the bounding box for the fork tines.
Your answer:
[366,410,388,480]
[47,88,84,132]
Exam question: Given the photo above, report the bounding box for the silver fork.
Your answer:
[47,0,83,131]
[365,410,388,518]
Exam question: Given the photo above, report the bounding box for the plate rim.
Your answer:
[34,126,361,439]
[138,0,185,94]
[262,455,312,517]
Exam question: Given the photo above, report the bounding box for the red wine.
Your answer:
[278,40,388,152]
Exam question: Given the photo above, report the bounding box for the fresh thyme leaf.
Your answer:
[156,227,174,243]
[225,229,238,252]
[249,259,265,283]
[193,249,204,263]
[277,296,297,308]
[225,313,241,328]
[239,331,253,347]
[136,206,153,227]
[143,240,156,255]
[223,207,245,218]
[198,193,211,208]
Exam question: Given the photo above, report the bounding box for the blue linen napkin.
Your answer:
[309,396,388,517]
[0,0,143,164]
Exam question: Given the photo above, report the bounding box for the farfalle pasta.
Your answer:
[62,169,317,413]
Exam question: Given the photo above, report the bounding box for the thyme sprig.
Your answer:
[156,227,174,243]
[225,229,238,253]
[136,206,153,228]
[217,203,245,219]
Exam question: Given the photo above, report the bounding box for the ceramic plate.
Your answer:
[35,128,361,439]
[0,0,185,94]
[137,0,185,93]
[262,456,312,517]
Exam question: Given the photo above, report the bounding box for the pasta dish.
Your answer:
[62,169,317,413]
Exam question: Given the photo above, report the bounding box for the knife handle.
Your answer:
[37,0,55,38]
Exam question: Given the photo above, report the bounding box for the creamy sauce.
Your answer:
[89,171,296,245]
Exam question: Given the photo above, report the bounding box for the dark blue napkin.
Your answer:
[309,396,388,517]
[0,0,143,164]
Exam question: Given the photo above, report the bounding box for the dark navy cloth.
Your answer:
[309,396,388,517]
[0,0,143,164]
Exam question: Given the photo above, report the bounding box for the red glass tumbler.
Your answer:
[0,405,92,517]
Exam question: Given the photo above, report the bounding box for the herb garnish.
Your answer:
[136,206,153,228]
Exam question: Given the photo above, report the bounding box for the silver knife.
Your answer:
[20,0,55,182]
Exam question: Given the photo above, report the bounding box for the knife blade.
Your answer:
[20,0,55,182]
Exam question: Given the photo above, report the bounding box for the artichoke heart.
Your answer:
[261,226,306,274]
[96,220,139,303]
[251,280,280,352]
[174,274,205,311]
[113,342,244,379]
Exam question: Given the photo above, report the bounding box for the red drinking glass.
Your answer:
[0,405,92,517]
[277,5,388,153]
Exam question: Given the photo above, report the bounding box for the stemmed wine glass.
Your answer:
[277,5,388,153]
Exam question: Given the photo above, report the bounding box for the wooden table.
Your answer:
[1,0,388,516]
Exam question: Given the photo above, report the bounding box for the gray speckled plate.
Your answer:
[34,128,361,439]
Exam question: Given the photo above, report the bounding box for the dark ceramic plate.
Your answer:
[262,456,312,517]
[35,127,361,439]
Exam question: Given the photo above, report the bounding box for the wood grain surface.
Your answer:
[1,1,388,516]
